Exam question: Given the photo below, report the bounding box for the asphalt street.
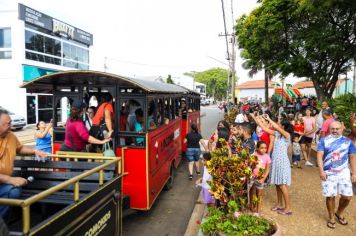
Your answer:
[122,105,223,236]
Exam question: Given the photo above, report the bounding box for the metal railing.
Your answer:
[0,153,122,234]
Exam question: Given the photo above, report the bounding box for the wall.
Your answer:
[333,80,354,97]
[238,88,274,102]
[0,10,26,117]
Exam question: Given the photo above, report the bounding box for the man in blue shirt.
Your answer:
[317,121,356,229]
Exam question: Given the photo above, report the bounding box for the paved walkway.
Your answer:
[186,154,356,236]
[262,161,356,236]
[13,125,36,144]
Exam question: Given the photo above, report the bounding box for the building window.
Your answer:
[0,28,11,48]
[0,51,11,59]
[25,29,89,69]
[0,28,12,59]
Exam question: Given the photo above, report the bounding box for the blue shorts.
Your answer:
[292,154,301,162]
[186,148,201,162]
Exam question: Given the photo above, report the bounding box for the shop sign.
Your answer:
[19,3,93,45]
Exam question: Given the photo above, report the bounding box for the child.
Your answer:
[249,141,271,215]
[196,152,215,207]
[292,135,302,168]
[229,123,241,155]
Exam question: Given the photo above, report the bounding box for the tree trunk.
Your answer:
[264,69,269,103]
[312,79,326,101]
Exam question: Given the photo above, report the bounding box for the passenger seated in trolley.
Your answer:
[134,108,145,146]
[148,106,157,130]
[127,100,141,131]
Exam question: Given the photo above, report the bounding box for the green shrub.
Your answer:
[200,206,274,236]
[328,93,356,129]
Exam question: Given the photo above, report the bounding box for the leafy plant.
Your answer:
[328,93,356,129]
[201,132,276,235]
[206,139,258,209]
[200,206,274,236]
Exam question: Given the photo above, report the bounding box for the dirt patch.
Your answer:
[261,163,356,236]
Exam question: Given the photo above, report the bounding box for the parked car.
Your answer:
[0,106,27,130]
[10,112,27,130]
[200,99,210,106]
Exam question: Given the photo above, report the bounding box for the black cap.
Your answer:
[72,100,87,109]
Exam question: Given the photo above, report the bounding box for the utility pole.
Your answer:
[353,59,356,95]
[219,0,237,104]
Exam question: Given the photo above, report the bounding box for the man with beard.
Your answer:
[317,121,356,229]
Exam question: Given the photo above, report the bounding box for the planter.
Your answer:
[199,214,281,236]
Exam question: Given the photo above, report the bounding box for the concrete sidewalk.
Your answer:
[184,191,206,236]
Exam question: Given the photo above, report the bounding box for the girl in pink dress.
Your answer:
[249,141,271,214]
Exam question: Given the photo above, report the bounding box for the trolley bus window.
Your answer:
[180,98,187,119]
[55,97,72,127]
[148,99,157,130]
[174,98,180,118]
[157,98,164,126]
[118,98,145,147]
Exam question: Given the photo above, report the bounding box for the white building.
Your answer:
[172,75,206,97]
[236,80,275,102]
[0,3,93,124]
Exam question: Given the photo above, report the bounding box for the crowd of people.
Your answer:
[190,100,356,229]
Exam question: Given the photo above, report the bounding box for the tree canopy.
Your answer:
[185,68,229,100]
[236,0,356,100]
[166,74,174,84]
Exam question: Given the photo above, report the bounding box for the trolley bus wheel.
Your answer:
[164,164,175,190]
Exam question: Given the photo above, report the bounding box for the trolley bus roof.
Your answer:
[21,70,198,94]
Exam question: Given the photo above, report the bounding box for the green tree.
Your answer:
[236,0,356,101]
[166,74,174,84]
[184,68,229,100]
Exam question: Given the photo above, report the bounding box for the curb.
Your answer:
[184,191,206,236]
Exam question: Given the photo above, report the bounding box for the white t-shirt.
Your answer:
[202,166,212,189]
[293,142,301,155]
[235,114,245,123]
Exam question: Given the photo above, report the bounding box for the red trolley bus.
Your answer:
[22,70,201,210]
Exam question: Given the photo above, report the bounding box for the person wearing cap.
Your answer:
[59,100,111,152]
[0,108,48,218]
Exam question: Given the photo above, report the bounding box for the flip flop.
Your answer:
[277,210,293,216]
[271,206,283,211]
[335,213,348,225]
[327,221,336,229]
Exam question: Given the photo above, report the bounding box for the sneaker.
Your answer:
[305,161,314,166]
[189,175,193,180]
[196,171,201,175]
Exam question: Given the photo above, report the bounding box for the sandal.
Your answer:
[335,213,348,225]
[327,221,336,229]
[277,210,292,216]
[271,206,283,211]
